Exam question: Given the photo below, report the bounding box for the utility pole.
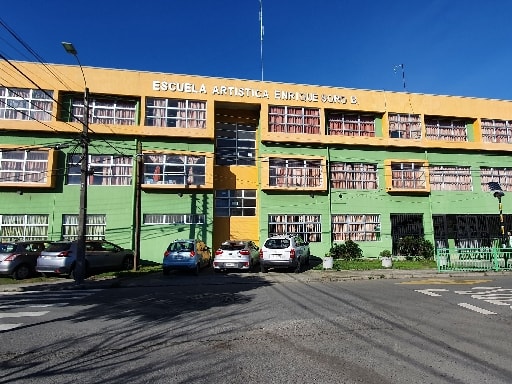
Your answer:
[62,42,89,286]
[133,140,142,270]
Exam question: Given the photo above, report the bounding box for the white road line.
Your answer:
[0,303,69,310]
[0,289,102,296]
[0,311,49,318]
[415,289,449,297]
[0,323,22,331]
[458,303,496,315]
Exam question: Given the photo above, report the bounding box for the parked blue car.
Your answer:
[162,239,211,276]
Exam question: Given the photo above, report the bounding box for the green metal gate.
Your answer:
[436,247,512,272]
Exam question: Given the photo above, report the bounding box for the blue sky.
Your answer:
[2,0,512,100]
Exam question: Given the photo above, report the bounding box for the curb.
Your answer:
[2,269,511,292]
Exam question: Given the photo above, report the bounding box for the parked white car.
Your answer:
[213,240,259,272]
[259,235,310,273]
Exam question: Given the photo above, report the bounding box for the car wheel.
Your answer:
[12,264,31,280]
[122,256,134,271]
[260,263,268,273]
[305,252,310,266]
[194,263,200,276]
[163,268,170,276]
[294,260,301,274]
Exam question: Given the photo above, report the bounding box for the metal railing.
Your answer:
[436,247,512,272]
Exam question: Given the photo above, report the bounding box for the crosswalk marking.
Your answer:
[0,323,22,331]
[458,303,496,315]
[0,311,49,318]
[0,289,102,332]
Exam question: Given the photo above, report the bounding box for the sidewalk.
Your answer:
[2,267,511,292]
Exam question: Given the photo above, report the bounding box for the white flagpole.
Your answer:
[259,0,264,81]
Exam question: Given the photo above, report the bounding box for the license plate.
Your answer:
[226,263,235,267]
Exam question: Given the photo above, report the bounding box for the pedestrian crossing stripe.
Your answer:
[399,278,492,285]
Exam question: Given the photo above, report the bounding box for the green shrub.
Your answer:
[328,240,363,260]
[397,236,434,260]
[379,249,392,258]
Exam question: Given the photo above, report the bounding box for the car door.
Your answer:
[85,241,105,270]
[100,241,124,268]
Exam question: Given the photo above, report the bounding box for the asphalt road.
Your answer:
[1,270,512,383]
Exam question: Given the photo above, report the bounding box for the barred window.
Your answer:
[143,154,206,186]
[67,154,133,186]
[425,117,468,142]
[62,214,106,240]
[215,190,256,217]
[332,214,380,242]
[481,119,512,144]
[330,162,378,190]
[480,167,512,192]
[145,98,206,128]
[269,158,322,188]
[269,105,320,134]
[388,113,422,139]
[268,214,321,242]
[0,214,49,241]
[0,87,53,121]
[327,111,376,137]
[430,166,472,191]
[0,150,49,184]
[143,214,205,225]
[391,162,426,190]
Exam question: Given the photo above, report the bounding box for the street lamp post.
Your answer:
[488,182,506,248]
[62,42,89,286]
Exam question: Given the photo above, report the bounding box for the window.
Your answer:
[215,190,256,217]
[268,214,321,242]
[332,214,380,242]
[480,167,512,192]
[430,166,472,191]
[425,117,468,141]
[269,158,322,188]
[61,93,138,125]
[0,214,49,241]
[145,98,206,128]
[481,119,512,143]
[327,111,376,137]
[67,154,133,185]
[62,214,106,240]
[330,162,378,190]
[388,113,422,139]
[268,106,320,134]
[387,161,428,191]
[215,121,256,166]
[0,87,53,121]
[143,214,205,225]
[143,154,206,186]
[0,150,49,184]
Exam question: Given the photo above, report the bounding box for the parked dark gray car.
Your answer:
[0,240,50,279]
[36,240,134,278]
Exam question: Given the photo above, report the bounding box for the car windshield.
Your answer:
[0,243,15,253]
[169,241,194,252]
[220,242,245,251]
[45,242,72,252]
[264,239,290,249]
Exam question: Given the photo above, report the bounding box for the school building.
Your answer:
[1,60,511,262]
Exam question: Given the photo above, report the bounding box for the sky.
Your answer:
[2,0,512,100]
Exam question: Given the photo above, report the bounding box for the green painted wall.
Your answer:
[258,143,512,258]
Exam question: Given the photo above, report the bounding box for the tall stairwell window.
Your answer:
[215,111,257,166]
